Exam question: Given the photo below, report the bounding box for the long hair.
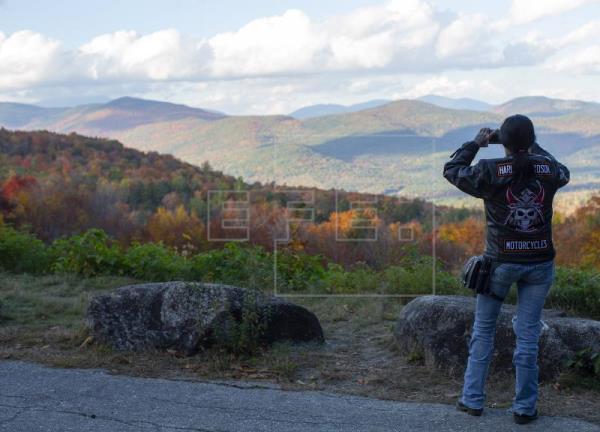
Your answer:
[500,114,536,184]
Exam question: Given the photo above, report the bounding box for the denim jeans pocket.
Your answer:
[527,260,555,285]
[489,263,515,299]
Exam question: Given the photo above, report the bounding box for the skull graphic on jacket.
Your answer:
[504,181,545,232]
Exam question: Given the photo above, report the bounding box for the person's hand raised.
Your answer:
[474,128,493,147]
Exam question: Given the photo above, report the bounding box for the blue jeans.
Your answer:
[460,259,555,415]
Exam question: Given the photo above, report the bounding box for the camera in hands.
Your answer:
[488,129,501,144]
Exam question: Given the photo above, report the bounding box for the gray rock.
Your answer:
[87,281,324,354]
[394,295,600,381]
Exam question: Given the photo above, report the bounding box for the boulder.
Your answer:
[87,282,324,354]
[394,295,600,381]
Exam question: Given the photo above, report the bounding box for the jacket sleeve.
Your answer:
[530,142,570,188]
[443,141,491,199]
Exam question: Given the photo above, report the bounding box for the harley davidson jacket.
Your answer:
[443,141,570,263]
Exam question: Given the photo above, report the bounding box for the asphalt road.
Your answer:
[0,361,598,432]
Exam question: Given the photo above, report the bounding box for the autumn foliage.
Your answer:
[1,128,599,272]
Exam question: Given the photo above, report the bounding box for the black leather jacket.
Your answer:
[443,141,570,263]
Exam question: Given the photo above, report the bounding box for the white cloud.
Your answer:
[208,10,326,76]
[79,29,210,81]
[435,14,489,59]
[333,0,435,37]
[548,45,600,74]
[0,30,61,90]
[392,75,505,101]
[325,0,438,69]
[553,20,600,48]
[433,13,555,69]
[2,0,600,112]
[540,20,600,75]
[207,1,440,74]
[509,0,600,24]
[2,0,592,90]
[401,76,471,98]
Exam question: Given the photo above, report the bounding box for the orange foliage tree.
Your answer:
[554,195,600,269]
[146,205,206,253]
[436,216,485,269]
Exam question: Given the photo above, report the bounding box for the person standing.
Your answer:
[443,115,570,424]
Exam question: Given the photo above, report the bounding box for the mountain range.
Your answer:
[289,99,391,119]
[1,95,599,208]
[288,95,495,118]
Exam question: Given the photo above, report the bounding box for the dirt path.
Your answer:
[282,300,600,424]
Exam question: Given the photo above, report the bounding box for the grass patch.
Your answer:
[264,342,300,382]
[407,349,425,365]
[0,272,137,328]
[558,371,600,392]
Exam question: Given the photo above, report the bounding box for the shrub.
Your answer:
[2,223,599,320]
[546,267,600,319]
[0,225,52,274]
[564,348,600,389]
[323,262,379,294]
[488,266,600,320]
[567,348,600,377]
[190,242,272,289]
[123,242,191,281]
[320,256,464,296]
[50,229,125,277]
[213,290,268,357]
[384,255,466,296]
[274,250,327,292]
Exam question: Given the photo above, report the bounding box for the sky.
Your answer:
[1,0,600,114]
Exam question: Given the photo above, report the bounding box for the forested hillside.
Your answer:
[0,129,474,268]
[1,129,599,272]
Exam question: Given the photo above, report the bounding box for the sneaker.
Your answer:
[513,410,538,425]
[456,401,483,416]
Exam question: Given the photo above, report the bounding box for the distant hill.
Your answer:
[418,95,492,112]
[289,99,390,119]
[0,103,67,129]
[111,100,505,198]
[0,97,226,134]
[1,95,599,205]
[492,96,600,117]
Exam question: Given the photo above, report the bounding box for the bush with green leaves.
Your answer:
[324,262,379,294]
[274,250,327,292]
[547,267,600,319]
[0,224,52,274]
[2,224,600,320]
[123,241,191,281]
[500,266,600,319]
[50,229,125,277]
[384,255,465,296]
[212,291,268,357]
[190,242,272,289]
[566,348,600,384]
[323,254,465,296]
